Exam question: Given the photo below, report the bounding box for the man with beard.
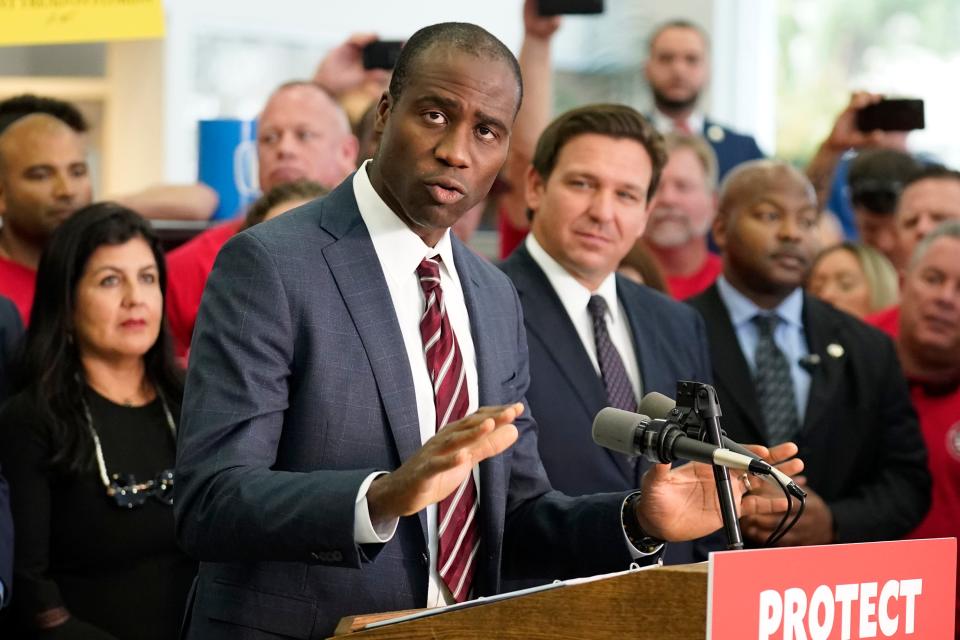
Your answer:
[0,114,93,323]
[644,20,763,180]
[643,132,721,299]
[688,159,930,547]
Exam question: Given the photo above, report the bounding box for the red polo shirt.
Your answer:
[0,256,36,325]
[666,253,723,300]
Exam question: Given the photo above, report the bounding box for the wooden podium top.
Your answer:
[332,563,708,640]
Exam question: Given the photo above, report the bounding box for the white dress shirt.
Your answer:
[650,107,705,137]
[524,234,643,404]
[350,161,480,607]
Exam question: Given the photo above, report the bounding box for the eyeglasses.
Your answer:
[108,469,175,509]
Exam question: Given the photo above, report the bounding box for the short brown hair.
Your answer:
[531,103,667,203]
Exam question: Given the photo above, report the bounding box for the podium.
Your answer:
[331,563,708,639]
[332,539,956,639]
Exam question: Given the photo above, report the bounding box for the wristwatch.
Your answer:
[622,491,665,554]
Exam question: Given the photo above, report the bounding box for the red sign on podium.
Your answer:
[707,538,956,639]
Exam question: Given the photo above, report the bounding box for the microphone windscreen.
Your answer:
[592,408,648,455]
[637,391,676,420]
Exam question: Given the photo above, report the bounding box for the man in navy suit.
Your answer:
[644,20,764,180]
[175,23,794,639]
[500,105,796,566]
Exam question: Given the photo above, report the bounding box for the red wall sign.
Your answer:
[708,538,956,639]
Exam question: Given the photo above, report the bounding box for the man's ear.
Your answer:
[713,209,729,252]
[524,165,545,216]
[374,92,391,134]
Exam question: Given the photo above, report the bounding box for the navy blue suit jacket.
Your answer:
[0,466,11,609]
[175,178,640,639]
[500,244,717,564]
[702,118,764,180]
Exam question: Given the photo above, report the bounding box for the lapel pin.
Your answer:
[827,343,845,359]
[707,124,725,143]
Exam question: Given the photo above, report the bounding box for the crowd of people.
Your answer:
[0,3,958,638]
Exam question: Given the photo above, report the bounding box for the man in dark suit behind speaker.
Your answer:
[688,159,930,547]
[499,104,774,564]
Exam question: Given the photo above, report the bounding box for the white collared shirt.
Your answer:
[650,108,705,138]
[524,234,642,405]
[351,160,480,607]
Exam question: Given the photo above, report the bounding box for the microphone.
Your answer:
[636,392,804,496]
[638,391,756,458]
[592,407,774,475]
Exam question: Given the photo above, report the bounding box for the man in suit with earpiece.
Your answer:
[688,158,931,547]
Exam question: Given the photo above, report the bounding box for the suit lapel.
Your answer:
[318,182,426,535]
[800,296,844,436]
[452,239,506,592]
[506,246,636,484]
[508,246,609,414]
[696,285,766,443]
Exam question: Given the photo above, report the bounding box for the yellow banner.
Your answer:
[0,0,165,46]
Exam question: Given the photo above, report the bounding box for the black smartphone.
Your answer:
[362,40,404,70]
[856,99,925,132]
[537,0,604,15]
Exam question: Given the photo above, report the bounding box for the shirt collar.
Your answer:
[353,159,457,284]
[525,233,619,323]
[716,275,804,329]
[650,108,704,137]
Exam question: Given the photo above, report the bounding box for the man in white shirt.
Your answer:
[175,23,798,639]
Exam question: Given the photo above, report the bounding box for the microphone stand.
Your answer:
[689,383,743,550]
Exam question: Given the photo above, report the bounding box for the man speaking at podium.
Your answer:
[174,22,797,639]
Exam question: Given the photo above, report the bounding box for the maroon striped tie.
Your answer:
[416,256,479,603]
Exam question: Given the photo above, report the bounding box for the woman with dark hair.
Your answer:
[0,203,195,639]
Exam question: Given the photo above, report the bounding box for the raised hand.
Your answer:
[634,442,803,541]
[366,404,522,527]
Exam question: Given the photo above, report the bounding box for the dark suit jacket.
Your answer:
[0,295,23,403]
[500,243,713,493]
[0,467,11,609]
[688,285,931,542]
[175,178,640,639]
[702,118,765,180]
[500,245,716,565]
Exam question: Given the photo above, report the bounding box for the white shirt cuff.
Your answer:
[354,471,399,544]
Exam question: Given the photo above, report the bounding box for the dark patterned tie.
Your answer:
[752,313,800,444]
[416,256,478,603]
[587,295,638,412]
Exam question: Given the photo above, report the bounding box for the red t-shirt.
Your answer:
[666,253,723,300]
[498,212,528,260]
[0,255,37,325]
[865,304,900,338]
[906,381,960,631]
[165,220,242,359]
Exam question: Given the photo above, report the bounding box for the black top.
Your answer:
[0,386,196,639]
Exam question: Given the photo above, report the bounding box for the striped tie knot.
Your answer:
[417,257,442,295]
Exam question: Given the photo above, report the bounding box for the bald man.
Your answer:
[688,160,930,547]
[165,82,359,358]
[0,114,93,323]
